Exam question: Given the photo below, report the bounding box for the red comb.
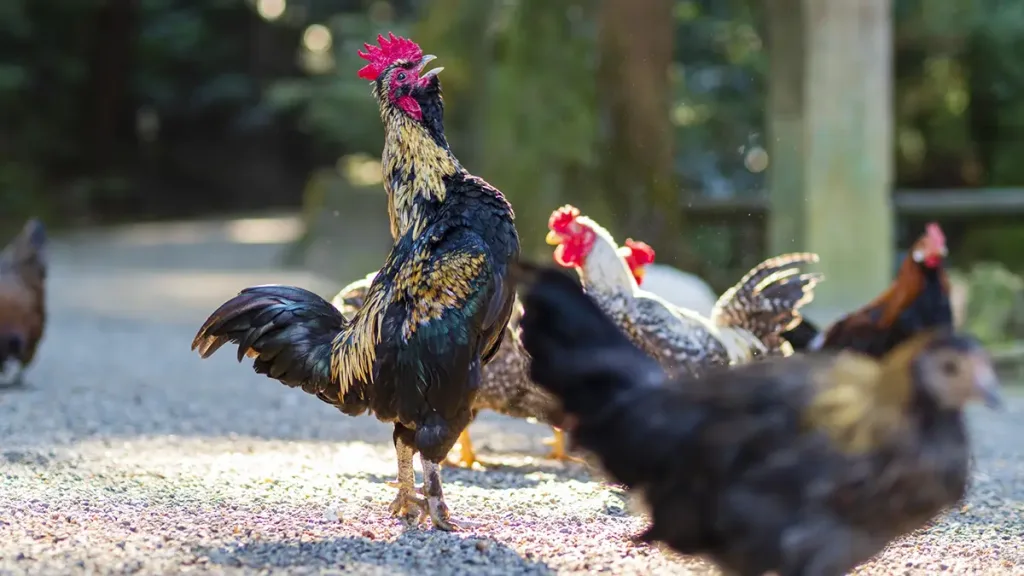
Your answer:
[357,32,423,81]
[548,205,580,231]
[624,239,656,265]
[925,222,945,248]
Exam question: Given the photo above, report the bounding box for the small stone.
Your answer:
[323,506,341,523]
[475,539,490,552]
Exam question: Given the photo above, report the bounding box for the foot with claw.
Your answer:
[389,487,428,526]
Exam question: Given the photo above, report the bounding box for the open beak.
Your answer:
[414,54,444,79]
[971,354,1004,410]
[545,231,562,246]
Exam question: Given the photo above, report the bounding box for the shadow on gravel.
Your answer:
[195,530,553,575]
[357,462,592,490]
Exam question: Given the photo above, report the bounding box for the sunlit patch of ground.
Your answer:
[1,436,709,575]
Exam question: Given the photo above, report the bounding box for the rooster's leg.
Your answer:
[422,459,478,531]
[388,425,427,526]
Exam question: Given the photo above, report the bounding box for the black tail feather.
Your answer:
[192,285,358,410]
[780,318,821,351]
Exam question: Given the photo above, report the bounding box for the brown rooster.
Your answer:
[798,222,952,357]
[545,204,822,379]
[516,263,1002,576]
[0,219,47,386]
[330,247,652,468]
[192,33,519,531]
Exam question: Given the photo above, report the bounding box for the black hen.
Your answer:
[516,263,1002,576]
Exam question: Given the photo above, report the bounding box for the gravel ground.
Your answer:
[1,216,1023,575]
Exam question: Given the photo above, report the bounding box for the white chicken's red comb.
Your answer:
[548,205,581,232]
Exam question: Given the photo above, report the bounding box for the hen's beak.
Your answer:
[545,231,562,246]
[971,353,1003,410]
[633,267,646,282]
[415,55,444,79]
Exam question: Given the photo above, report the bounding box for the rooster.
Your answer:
[545,204,821,378]
[331,246,652,468]
[0,219,47,386]
[192,33,520,531]
[798,222,952,357]
[516,263,1002,576]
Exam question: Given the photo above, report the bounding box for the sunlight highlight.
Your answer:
[303,24,333,53]
[338,154,383,187]
[256,0,286,21]
[223,216,304,244]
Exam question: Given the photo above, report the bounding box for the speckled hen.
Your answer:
[545,205,823,379]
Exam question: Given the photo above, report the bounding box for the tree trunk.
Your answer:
[766,0,807,256]
[801,0,894,323]
[84,0,137,183]
[596,0,693,270]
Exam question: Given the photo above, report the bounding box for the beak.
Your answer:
[414,55,444,79]
[633,267,646,282]
[545,230,562,246]
[971,354,1004,410]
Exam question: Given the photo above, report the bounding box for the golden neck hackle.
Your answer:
[804,334,935,454]
[380,108,459,241]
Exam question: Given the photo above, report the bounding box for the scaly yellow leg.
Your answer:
[446,429,483,469]
[543,427,582,462]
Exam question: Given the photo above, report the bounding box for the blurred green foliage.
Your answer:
[5,0,1024,278]
[954,262,1024,345]
[0,0,277,231]
[264,0,1024,266]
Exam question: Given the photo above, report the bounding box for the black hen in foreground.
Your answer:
[515,263,1002,576]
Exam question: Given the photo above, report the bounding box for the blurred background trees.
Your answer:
[4,0,1024,274]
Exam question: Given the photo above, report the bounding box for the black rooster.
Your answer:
[192,33,519,531]
[515,263,1001,576]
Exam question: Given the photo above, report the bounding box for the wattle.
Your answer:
[396,95,422,121]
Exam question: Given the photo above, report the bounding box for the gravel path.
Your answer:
[1,216,1023,575]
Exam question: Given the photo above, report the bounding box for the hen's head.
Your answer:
[545,205,650,285]
[357,33,444,124]
[910,222,948,269]
[905,331,1002,411]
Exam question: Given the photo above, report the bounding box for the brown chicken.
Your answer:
[516,263,1002,576]
[0,219,47,386]
[330,247,651,468]
[793,222,952,358]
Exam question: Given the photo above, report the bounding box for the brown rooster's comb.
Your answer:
[548,205,581,232]
[624,239,656,266]
[925,222,946,248]
[357,32,423,81]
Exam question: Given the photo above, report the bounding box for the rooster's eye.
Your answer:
[396,72,407,82]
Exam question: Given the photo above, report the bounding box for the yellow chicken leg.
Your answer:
[446,429,486,469]
[543,427,583,462]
